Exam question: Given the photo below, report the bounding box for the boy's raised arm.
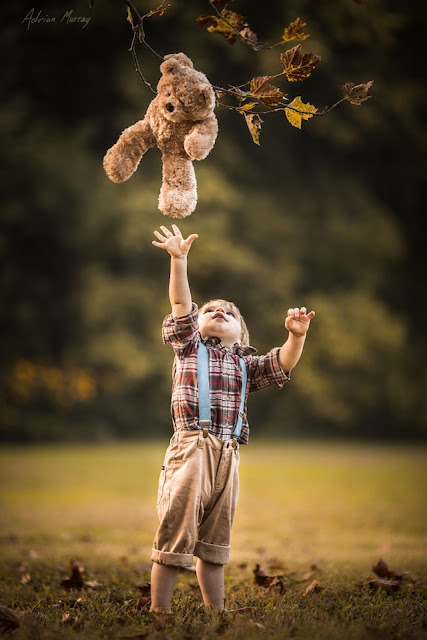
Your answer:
[152,224,198,318]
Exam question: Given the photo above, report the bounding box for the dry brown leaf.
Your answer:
[302,579,323,597]
[280,44,321,82]
[372,558,402,580]
[342,80,373,105]
[197,9,262,49]
[240,26,264,50]
[282,17,310,42]
[60,559,103,590]
[250,76,286,107]
[135,582,151,595]
[253,563,286,593]
[61,559,85,590]
[0,605,21,632]
[367,579,400,593]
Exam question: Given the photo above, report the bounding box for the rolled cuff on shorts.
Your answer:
[194,540,230,565]
[151,547,194,569]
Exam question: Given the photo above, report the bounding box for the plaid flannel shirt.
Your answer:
[162,303,290,445]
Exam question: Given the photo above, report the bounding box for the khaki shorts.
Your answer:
[151,429,240,568]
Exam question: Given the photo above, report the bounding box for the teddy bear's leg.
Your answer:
[103,119,156,183]
[159,155,197,218]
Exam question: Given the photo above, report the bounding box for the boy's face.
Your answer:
[198,300,242,348]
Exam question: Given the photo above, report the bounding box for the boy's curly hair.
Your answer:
[199,299,250,347]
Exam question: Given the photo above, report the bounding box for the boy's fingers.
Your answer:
[172,224,182,236]
[185,234,198,246]
[160,225,172,237]
[153,230,166,242]
[152,241,165,249]
[307,310,316,319]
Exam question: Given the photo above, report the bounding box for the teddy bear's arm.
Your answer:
[183,114,218,162]
[103,118,156,183]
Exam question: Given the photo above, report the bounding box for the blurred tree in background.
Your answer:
[1,0,425,442]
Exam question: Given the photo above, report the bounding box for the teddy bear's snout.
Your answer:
[165,102,175,113]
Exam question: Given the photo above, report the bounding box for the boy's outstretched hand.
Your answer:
[152,224,198,258]
[285,307,316,337]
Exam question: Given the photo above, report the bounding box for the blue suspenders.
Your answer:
[196,341,247,442]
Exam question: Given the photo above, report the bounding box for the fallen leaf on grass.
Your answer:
[135,583,151,595]
[60,559,103,590]
[253,564,286,593]
[0,605,21,632]
[372,558,404,580]
[0,605,42,632]
[302,579,323,597]
[367,579,400,593]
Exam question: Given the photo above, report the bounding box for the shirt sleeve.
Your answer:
[246,346,291,393]
[162,302,200,355]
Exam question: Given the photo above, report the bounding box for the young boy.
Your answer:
[150,224,315,612]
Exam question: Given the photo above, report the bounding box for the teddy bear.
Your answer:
[103,53,218,218]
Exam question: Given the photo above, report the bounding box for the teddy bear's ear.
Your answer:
[161,52,194,74]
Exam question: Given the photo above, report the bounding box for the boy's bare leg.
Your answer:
[196,558,225,610]
[150,562,179,612]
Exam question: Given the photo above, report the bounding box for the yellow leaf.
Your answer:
[282,17,310,42]
[238,102,258,111]
[143,3,171,19]
[244,113,263,145]
[285,96,317,129]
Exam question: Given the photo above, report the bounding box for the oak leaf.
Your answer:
[282,18,309,42]
[244,113,263,145]
[342,80,373,105]
[250,76,286,108]
[285,96,317,129]
[280,44,321,82]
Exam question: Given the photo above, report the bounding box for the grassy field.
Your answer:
[0,439,426,639]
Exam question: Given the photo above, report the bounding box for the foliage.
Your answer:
[114,0,373,141]
[0,0,425,441]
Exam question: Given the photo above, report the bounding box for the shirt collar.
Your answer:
[202,335,257,356]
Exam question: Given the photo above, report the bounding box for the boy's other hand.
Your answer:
[285,307,315,337]
[152,224,198,258]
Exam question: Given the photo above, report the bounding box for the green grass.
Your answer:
[0,439,426,639]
